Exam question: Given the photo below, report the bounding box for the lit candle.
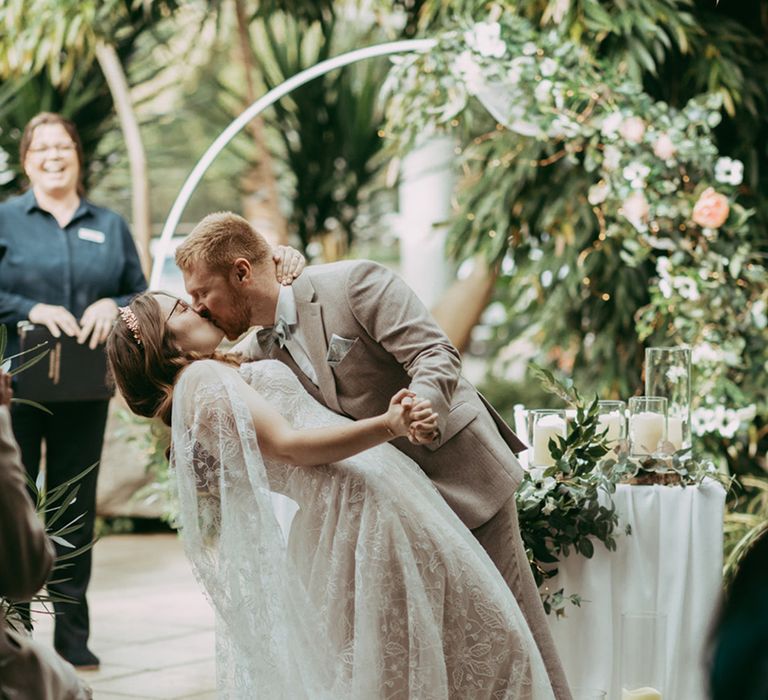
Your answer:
[532,415,567,466]
[667,416,684,450]
[621,687,662,700]
[629,412,665,455]
[598,412,623,449]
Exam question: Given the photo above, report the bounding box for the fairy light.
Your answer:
[377,129,386,137]
[601,293,611,301]
[467,213,475,221]
[489,230,497,238]
[583,277,591,285]
[450,119,459,127]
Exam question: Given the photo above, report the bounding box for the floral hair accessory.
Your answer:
[118,306,142,346]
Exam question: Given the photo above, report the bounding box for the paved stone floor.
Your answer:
[33,533,216,699]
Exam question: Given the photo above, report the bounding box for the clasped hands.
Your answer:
[28,298,118,349]
[385,389,440,445]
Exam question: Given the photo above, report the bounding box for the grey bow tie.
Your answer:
[256,317,293,353]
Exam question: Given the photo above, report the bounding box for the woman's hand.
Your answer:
[0,370,12,407]
[28,303,80,338]
[78,298,118,349]
[273,245,306,285]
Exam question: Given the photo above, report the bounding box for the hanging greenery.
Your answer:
[383,8,767,572]
[384,10,766,466]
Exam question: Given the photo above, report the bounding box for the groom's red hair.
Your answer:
[176,211,272,276]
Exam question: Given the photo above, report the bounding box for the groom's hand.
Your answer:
[273,245,306,285]
[406,397,439,445]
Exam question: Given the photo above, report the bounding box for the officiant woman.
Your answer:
[0,112,147,670]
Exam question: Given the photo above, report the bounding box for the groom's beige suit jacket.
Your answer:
[247,260,526,529]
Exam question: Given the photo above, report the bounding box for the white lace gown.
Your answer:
[171,359,555,700]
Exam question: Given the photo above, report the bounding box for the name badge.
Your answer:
[78,227,105,244]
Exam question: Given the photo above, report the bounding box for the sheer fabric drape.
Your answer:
[171,359,554,699]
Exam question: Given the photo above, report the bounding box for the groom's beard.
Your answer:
[218,283,253,341]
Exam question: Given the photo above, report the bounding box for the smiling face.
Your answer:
[182,263,253,341]
[154,293,224,354]
[23,123,81,198]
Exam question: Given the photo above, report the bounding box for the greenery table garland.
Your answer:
[520,365,726,615]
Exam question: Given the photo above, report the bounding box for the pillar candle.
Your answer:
[667,416,684,450]
[597,412,623,449]
[629,412,665,455]
[532,415,567,466]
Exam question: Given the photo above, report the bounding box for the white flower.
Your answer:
[588,181,609,205]
[652,133,677,161]
[453,51,485,93]
[621,191,649,232]
[619,116,646,144]
[714,157,744,186]
[691,343,722,364]
[602,145,622,171]
[600,112,623,138]
[672,276,700,301]
[522,42,538,56]
[542,497,557,516]
[465,21,506,58]
[751,299,767,329]
[656,256,671,276]
[622,162,651,189]
[666,366,688,382]
[540,57,558,77]
[541,476,557,492]
[658,278,673,299]
[535,79,553,103]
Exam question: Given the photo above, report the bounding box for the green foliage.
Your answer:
[383,7,768,572]
[520,362,727,615]
[2,460,100,631]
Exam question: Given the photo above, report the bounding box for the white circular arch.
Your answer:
[149,38,437,288]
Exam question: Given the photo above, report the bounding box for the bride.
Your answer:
[106,291,555,700]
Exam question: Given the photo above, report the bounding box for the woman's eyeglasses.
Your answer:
[28,143,76,156]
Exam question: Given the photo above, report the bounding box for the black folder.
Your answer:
[15,322,113,402]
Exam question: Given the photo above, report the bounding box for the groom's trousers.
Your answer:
[472,496,573,700]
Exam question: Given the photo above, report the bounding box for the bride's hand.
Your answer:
[273,245,306,285]
[384,388,417,437]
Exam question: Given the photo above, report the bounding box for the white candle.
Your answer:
[598,412,623,448]
[621,687,662,700]
[629,412,665,455]
[667,416,684,450]
[532,415,567,466]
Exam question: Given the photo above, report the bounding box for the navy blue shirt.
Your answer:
[0,189,147,359]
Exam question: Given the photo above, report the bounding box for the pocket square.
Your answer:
[326,334,357,365]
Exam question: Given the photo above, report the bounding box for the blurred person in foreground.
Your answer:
[0,369,92,699]
[708,526,768,700]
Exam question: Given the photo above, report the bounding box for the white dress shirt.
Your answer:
[275,284,318,385]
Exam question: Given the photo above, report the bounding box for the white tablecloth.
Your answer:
[546,480,725,700]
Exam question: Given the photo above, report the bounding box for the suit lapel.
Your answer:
[290,275,343,414]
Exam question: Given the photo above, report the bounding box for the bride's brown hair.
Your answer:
[107,292,240,426]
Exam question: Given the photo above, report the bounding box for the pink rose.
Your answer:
[622,191,649,230]
[692,187,729,229]
[653,133,676,161]
[619,117,646,144]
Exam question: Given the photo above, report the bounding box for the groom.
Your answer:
[176,211,572,700]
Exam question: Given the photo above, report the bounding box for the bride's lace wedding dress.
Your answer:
[171,359,554,700]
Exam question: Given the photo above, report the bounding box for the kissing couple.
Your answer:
[107,212,571,699]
